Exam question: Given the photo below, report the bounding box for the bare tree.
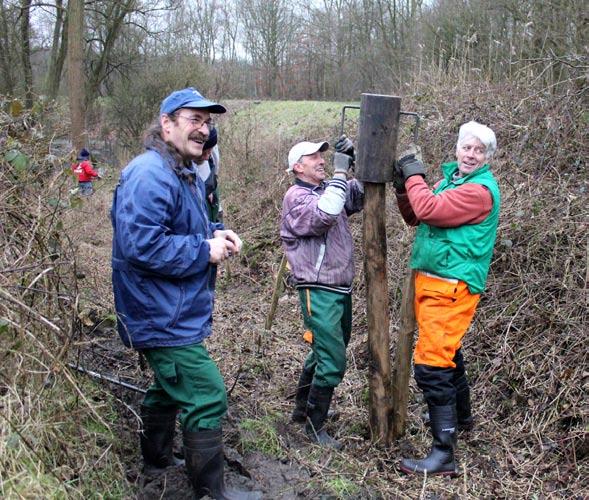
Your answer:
[85,0,139,103]
[68,0,85,150]
[20,0,33,107]
[186,0,220,64]
[45,0,68,99]
[241,0,297,97]
[0,1,16,94]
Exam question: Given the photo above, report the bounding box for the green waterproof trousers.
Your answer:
[298,288,352,388]
[142,343,227,431]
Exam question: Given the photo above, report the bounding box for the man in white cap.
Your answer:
[280,136,363,448]
[111,87,260,499]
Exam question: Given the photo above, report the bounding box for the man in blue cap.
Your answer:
[111,88,260,499]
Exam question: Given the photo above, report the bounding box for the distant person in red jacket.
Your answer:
[72,148,99,196]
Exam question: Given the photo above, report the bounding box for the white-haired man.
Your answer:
[393,121,501,476]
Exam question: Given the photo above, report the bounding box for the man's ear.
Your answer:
[160,114,171,134]
[292,162,303,175]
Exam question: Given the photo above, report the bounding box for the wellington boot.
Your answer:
[140,405,184,473]
[291,368,314,423]
[291,371,339,424]
[400,405,458,477]
[422,408,474,431]
[184,428,262,499]
[455,388,474,431]
[421,388,474,431]
[305,385,342,450]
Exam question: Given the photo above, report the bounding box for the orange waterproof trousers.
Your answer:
[413,272,480,368]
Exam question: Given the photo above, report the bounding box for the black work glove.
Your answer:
[334,134,355,160]
[397,154,425,181]
[392,161,406,193]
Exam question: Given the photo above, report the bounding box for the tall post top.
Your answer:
[355,94,402,184]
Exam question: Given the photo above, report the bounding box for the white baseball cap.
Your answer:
[287,141,329,172]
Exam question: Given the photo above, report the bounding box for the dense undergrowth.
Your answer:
[0,99,131,498]
[0,70,587,498]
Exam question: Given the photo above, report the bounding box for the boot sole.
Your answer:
[399,464,459,477]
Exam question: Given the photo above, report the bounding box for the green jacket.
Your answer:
[410,162,500,294]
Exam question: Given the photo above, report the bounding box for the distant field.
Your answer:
[222,99,361,143]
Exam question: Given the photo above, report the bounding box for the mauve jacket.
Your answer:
[280,178,364,291]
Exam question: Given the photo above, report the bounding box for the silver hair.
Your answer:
[456,121,497,160]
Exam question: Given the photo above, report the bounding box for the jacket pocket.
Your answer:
[167,283,185,329]
[140,276,187,330]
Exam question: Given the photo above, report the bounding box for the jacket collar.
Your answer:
[295,178,326,191]
[441,161,491,184]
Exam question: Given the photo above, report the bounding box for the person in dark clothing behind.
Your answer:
[196,127,223,222]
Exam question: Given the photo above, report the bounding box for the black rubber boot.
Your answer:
[422,391,473,431]
[184,428,261,499]
[453,350,474,431]
[400,405,458,477]
[140,404,184,473]
[455,387,474,431]
[305,385,341,449]
[291,368,314,423]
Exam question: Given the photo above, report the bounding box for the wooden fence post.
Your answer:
[391,268,417,439]
[355,93,401,445]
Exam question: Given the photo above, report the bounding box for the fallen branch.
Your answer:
[67,363,147,394]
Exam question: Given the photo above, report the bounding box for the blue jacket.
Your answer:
[111,149,222,349]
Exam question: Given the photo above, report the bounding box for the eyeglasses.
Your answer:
[175,113,215,129]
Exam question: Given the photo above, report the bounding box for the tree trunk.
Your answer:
[85,0,135,104]
[67,0,85,151]
[0,1,15,94]
[45,0,66,99]
[20,0,33,108]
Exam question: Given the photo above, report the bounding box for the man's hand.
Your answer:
[208,237,232,264]
[397,153,425,181]
[213,229,243,254]
[392,162,406,193]
[333,152,353,176]
[334,134,355,159]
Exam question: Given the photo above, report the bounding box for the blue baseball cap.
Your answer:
[160,87,227,115]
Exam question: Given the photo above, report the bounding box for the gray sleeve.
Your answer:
[211,145,220,174]
[317,177,347,215]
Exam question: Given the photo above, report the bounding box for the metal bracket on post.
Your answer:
[399,111,420,143]
[339,105,361,136]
